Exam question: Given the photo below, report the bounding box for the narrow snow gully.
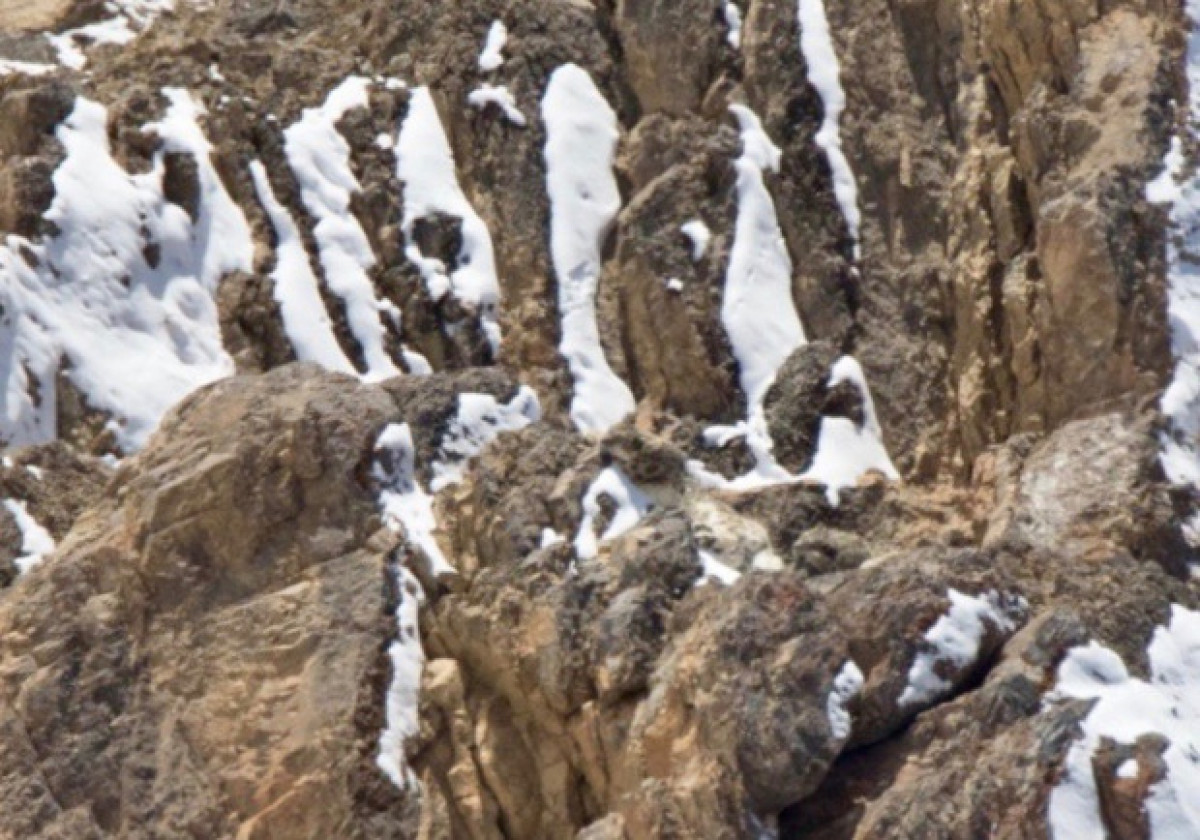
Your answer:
[542,63,637,434]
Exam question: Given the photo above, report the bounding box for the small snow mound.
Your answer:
[574,466,652,561]
[698,549,742,586]
[1049,605,1200,840]
[827,660,864,740]
[542,64,636,433]
[898,589,1025,708]
[2,499,55,574]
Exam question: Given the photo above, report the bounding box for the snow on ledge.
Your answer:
[542,64,636,433]
[376,566,425,790]
[898,589,1025,708]
[468,84,528,127]
[1049,605,1200,840]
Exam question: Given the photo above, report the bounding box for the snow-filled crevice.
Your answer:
[796,0,862,258]
[898,589,1026,708]
[687,105,897,503]
[0,89,252,451]
[2,498,56,574]
[371,386,539,789]
[1147,0,1200,544]
[376,564,425,791]
[1048,606,1200,839]
[396,87,505,354]
[542,64,636,434]
[283,77,401,381]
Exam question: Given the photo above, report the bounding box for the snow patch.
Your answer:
[827,660,864,740]
[397,87,504,353]
[699,549,742,586]
[800,357,899,504]
[542,64,636,433]
[373,423,455,579]
[47,0,177,70]
[723,3,744,50]
[284,77,400,380]
[478,20,508,72]
[3,498,55,574]
[0,90,251,450]
[0,60,56,77]
[1049,605,1200,840]
[898,589,1024,708]
[574,466,651,561]
[430,387,540,491]
[796,0,861,257]
[468,84,528,127]
[680,219,712,261]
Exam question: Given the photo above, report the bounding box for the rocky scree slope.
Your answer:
[0,0,1197,837]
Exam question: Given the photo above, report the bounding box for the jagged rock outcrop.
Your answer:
[0,0,1198,838]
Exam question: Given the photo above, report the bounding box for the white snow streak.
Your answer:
[898,589,1023,708]
[723,3,744,50]
[573,466,651,561]
[284,77,400,380]
[397,87,504,352]
[542,64,636,433]
[0,60,56,77]
[376,565,425,791]
[0,90,251,450]
[698,548,742,586]
[2,498,55,574]
[478,20,508,73]
[1049,606,1200,840]
[796,0,861,256]
[249,161,356,375]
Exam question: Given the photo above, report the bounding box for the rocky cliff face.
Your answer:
[0,0,1197,837]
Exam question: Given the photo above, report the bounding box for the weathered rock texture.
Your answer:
[0,0,1196,838]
